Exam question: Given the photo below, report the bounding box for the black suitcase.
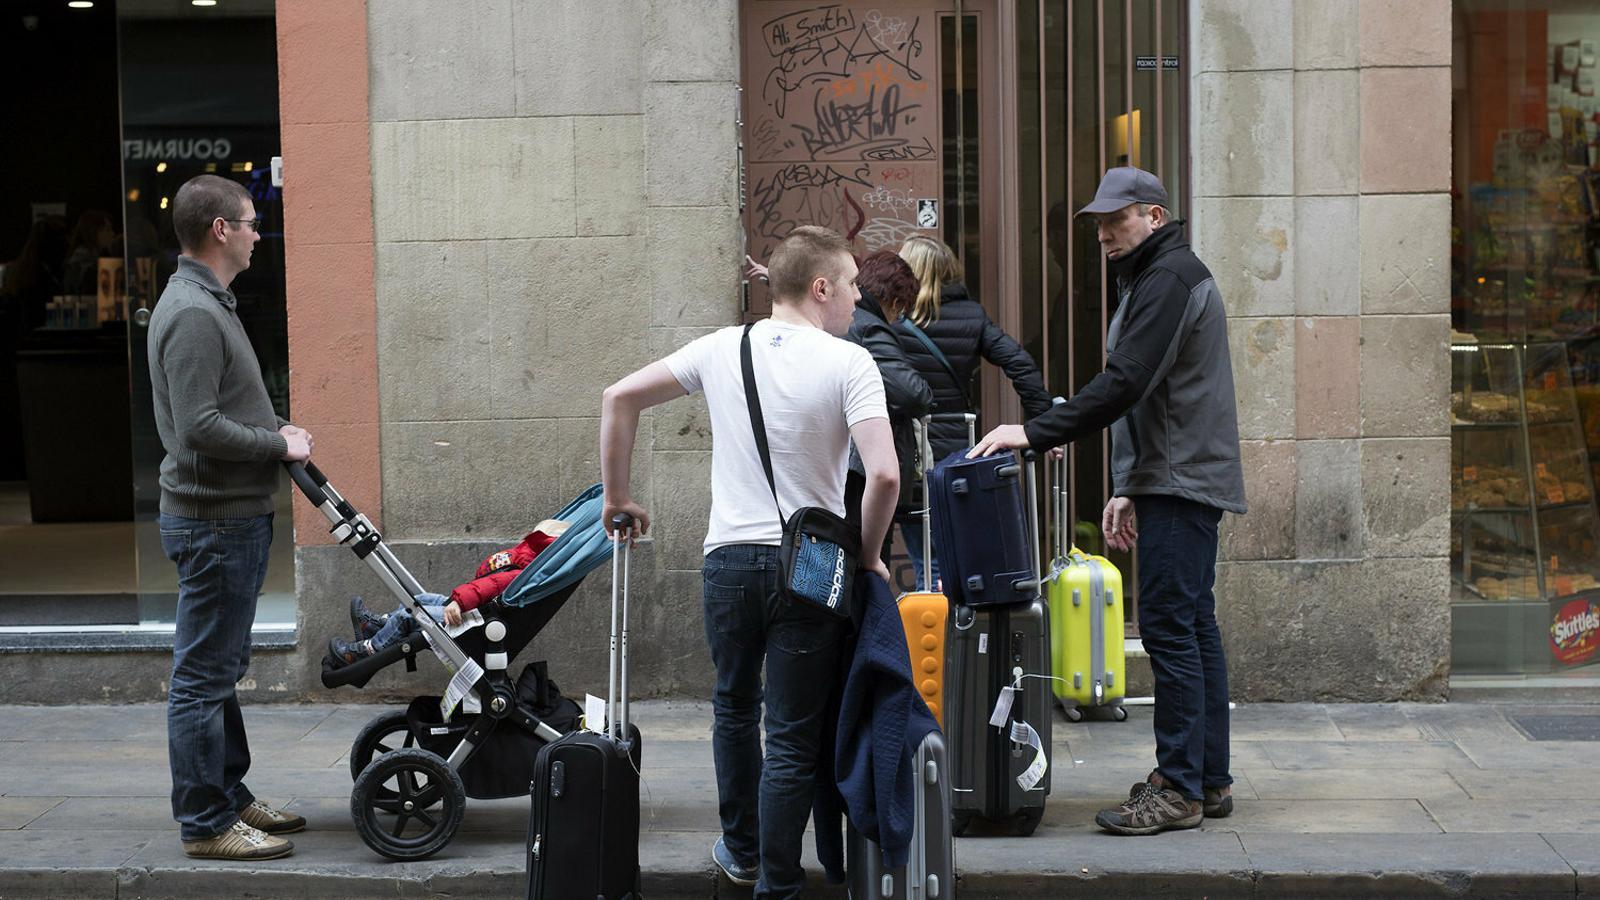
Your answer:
[943,455,1052,837]
[525,517,643,900]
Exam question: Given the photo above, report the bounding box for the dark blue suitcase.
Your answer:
[927,450,1035,607]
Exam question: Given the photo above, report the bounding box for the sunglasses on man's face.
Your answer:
[220,217,262,233]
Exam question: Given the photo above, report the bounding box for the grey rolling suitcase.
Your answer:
[846,730,956,899]
[943,455,1052,837]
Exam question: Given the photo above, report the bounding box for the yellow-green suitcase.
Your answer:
[1046,456,1128,722]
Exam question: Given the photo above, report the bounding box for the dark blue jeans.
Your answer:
[897,514,940,592]
[702,544,846,900]
[160,512,274,841]
[1132,495,1230,801]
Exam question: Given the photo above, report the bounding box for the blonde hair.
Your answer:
[898,235,963,326]
[768,226,853,304]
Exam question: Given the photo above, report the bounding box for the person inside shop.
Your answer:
[969,166,1248,836]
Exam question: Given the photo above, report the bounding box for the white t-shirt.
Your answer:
[664,319,888,555]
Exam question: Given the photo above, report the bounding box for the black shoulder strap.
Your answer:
[899,317,971,411]
[740,324,784,522]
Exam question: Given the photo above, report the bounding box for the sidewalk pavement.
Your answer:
[1,699,1596,899]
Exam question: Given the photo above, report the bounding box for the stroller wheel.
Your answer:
[351,748,465,861]
[351,710,415,802]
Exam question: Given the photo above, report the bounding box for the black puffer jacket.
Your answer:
[846,292,933,496]
[897,283,1054,458]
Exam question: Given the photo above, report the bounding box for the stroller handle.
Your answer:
[284,461,329,508]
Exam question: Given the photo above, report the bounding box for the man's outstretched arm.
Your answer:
[600,361,687,539]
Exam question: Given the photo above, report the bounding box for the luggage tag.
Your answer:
[1009,720,1048,791]
[438,656,485,723]
[989,686,1016,727]
[583,694,606,733]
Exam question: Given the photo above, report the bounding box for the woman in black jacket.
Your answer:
[896,235,1053,588]
[844,250,933,565]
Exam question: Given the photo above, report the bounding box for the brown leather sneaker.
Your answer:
[1096,784,1203,835]
[1132,770,1232,818]
[238,799,306,835]
[182,819,294,860]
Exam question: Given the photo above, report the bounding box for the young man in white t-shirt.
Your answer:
[600,226,898,898]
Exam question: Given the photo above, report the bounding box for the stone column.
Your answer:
[1192,0,1451,700]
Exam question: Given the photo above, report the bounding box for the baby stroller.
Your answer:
[287,461,620,860]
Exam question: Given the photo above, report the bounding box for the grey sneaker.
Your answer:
[1096,784,1203,836]
[238,799,306,835]
[1131,770,1232,818]
[182,819,294,861]
[712,836,757,887]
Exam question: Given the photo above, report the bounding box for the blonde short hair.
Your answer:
[767,226,852,304]
[898,235,963,326]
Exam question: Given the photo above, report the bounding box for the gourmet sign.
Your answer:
[1549,598,1600,666]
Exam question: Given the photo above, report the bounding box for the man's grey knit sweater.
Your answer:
[147,256,287,519]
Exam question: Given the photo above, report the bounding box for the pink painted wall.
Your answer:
[275,0,382,542]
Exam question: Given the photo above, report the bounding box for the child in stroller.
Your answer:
[327,518,572,666]
[286,461,626,861]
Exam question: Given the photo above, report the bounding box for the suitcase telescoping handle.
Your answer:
[1050,396,1068,560]
[912,416,935,581]
[608,513,633,742]
[929,411,979,448]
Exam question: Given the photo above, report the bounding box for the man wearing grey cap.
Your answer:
[970,166,1246,836]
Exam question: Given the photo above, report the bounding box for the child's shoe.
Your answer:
[328,636,376,668]
[349,595,388,640]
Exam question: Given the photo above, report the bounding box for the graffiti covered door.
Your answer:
[741,1,951,315]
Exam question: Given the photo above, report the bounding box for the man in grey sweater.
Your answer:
[149,175,312,861]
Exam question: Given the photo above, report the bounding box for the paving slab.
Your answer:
[1261,739,1478,770]
[1447,768,1597,801]
[1229,703,1343,741]
[1208,799,1442,834]
[1326,703,1425,741]
[0,827,152,867]
[0,797,62,829]
[1455,740,1600,769]
[1403,703,1528,743]
[955,830,1255,900]
[1422,797,1600,833]
[1541,833,1600,896]
[1240,832,1579,898]
[1244,767,1468,800]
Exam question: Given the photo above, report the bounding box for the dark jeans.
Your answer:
[702,544,846,900]
[1132,495,1230,801]
[160,512,274,841]
[897,513,939,592]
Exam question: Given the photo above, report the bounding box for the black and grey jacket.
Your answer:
[897,283,1054,459]
[845,292,933,494]
[1022,220,1247,513]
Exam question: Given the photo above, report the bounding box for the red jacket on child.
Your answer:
[447,529,560,612]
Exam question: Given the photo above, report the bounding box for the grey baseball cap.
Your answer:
[1076,166,1170,216]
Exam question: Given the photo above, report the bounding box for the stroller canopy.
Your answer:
[499,483,617,608]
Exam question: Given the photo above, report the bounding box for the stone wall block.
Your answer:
[1222,440,1296,561]
[648,207,742,327]
[558,416,652,515]
[367,0,516,121]
[1295,196,1360,317]
[382,419,564,541]
[1359,0,1452,67]
[1230,317,1295,440]
[1192,197,1295,318]
[1294,70,1359,196]
[652,450,715,572]
[1360,68,1452,194]
[376,241,493,422]
[646,0,739,82]
[511,0,643,116]
[576,116,646,237]
[1214,561,1311,701]
[646,83,739,208]
[1197,0,1293,73]
[1360,314,1449,437]
[373,119,576,242]
[1360,193,1450,314]
[1362,436,1451,559]
[1195,71,1294,198]
[1294,0,1359,70]
[1295,316,1361,439]
[1296,439,1364,559]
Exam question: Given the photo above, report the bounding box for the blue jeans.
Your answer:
[701,544,846,900]
[898,514,939,592]
[1133,495,1231,801]
[368,594,448,650]
[160,513,274,841]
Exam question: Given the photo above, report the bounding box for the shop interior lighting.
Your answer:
[243,161,253,172]
[127,189,139,202]
[159,197,169,210]
[155,162,167,173]
[192,0,218,6]
[67,2,94,9]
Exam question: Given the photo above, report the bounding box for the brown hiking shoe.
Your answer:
[238,799,306,835]
[1096,784,1202,835]
[1131,771,1233,818]
[182,819,294,860]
